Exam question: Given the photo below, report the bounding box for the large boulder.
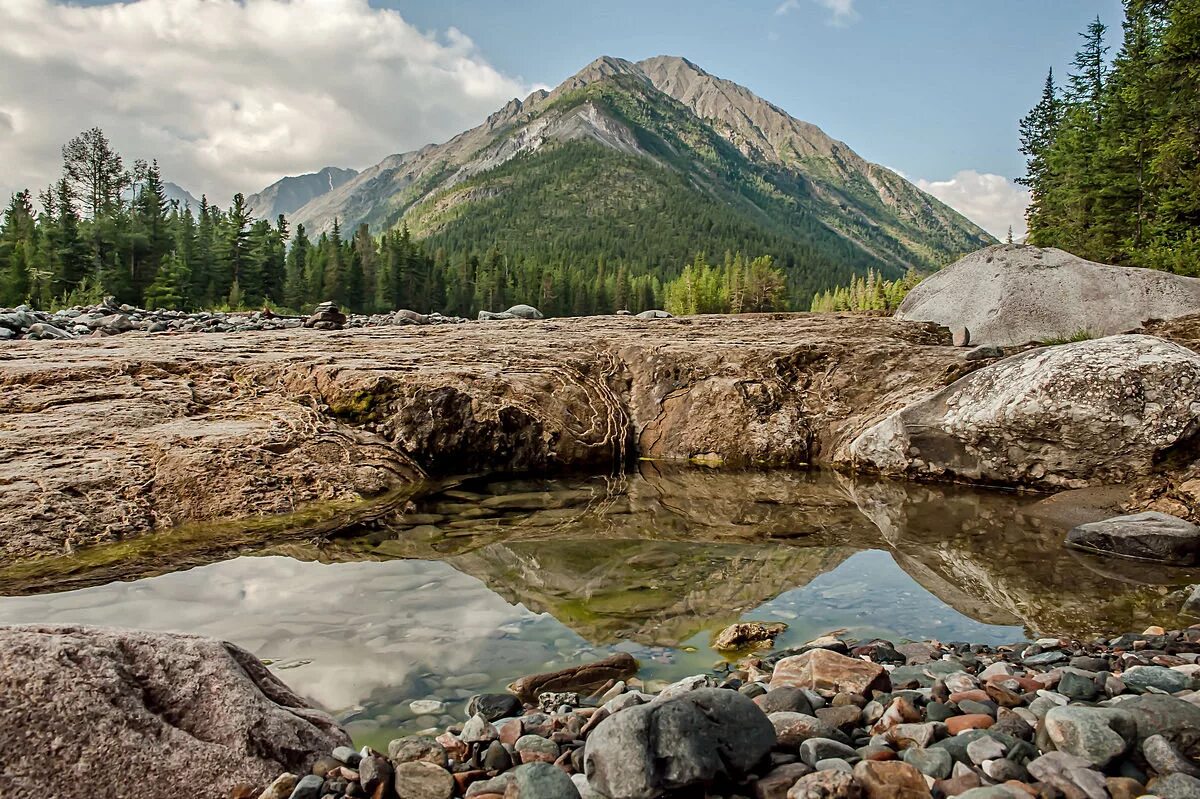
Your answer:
[849,335,1200,489]
[0,624,349,799]
[896,244,1200,346]
[584,688,773,799]
[1066,512,1200,565]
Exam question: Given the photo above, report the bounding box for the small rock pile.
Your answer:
[0,298,307,339]
[254,625,1200,799]
[0,299,471,340]
[304,301,349,330]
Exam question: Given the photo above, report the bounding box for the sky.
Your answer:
[1,0,1125,239]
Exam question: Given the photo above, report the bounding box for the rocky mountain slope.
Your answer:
[286,56,992,287]
[245,166,358,220]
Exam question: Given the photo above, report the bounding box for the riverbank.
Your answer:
[6,623,1200,799]
[242,623,1200,799]
[4,313,1199,568]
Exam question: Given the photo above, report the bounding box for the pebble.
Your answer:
[251,628,1200,799]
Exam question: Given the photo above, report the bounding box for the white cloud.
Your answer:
[0,0,535,203]
[776,0,859,26]
[914,170,1030,242]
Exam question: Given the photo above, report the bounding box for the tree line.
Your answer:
[1019,1,1199,273]
[809,268,921,314]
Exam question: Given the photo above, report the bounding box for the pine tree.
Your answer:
[1018,69,1064,242]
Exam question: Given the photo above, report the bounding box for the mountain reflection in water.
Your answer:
[0,464,1195,746]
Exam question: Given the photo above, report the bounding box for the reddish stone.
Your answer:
[452,769,488,793]
[436,732,468,762]
[852,760,932,798]
[754,763,813,799]
[984,682,1024,708]
[931,772,981,797]
[944,714,994,735]
[497,719,523,747]
[948,690,990,704]
[770,649,891,696]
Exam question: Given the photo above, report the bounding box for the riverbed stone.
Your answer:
[902,748,952,779]
[389,736,448,767]
[852,760,931,798]
[799,738,859,768]
[1121,664,1192,693]
[394,760,454,799]
[756,687,816,716]
[1026,751,1108,799]
[1119,694,1200,757]
[505,762,580,799]
[1067,512,1200,565]
[1150,772,1200,798]
[785,769,859,799]
[771,712,847,749]
[1043,705,1135,768]
[770,649,891,696]
[469,694,525,722]
[584,688,774,799]
[1145,734,1200,778]
[755,763,814,799]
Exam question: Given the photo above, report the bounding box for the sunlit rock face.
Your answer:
[896,244,1200,347]
[850,335,1200,489]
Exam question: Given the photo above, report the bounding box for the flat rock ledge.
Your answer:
[0,624,349,799]
[3,315,1200,567]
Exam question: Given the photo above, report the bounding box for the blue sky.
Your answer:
[5,0,1125,237]
[386,0,1122,182]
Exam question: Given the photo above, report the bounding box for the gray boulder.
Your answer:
[584,687,773,799]
[504,304,544,320]
[1066,512,1200,565]
[896,244,1200,346]
[478,310,517,321]
[393,309,429,325]
[849,334,1200,489]
[636,309,673,320]
[1118,694,1200,759]
[0,624,349,799]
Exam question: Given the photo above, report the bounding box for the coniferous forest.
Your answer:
[0,129,802,317]
[1019,0,1199,273]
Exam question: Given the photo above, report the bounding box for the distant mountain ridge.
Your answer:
[245,166,358,221]
[283,55,992,290]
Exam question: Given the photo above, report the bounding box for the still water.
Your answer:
[1,465,1195,748]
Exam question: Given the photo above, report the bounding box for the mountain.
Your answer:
[124,181,199,209]
[163,182,200,208]
[288,55,992,294]
[245,166,358,221]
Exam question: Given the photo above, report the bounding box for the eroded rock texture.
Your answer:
[0,624,349,799]
[0,315,959,562]
[850,335,1200,489]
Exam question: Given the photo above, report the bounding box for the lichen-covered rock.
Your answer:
[896,244,1200,346]
[849,335,1200,489]
[0,624,349,799]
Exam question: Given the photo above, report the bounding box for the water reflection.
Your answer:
[0,464,1196,746]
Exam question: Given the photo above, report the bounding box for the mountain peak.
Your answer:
[284,53,990,280]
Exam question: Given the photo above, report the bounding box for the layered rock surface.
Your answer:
[896,244,1200,346]
[0,624,348,799]
[5,315,1200,569]
[0,314,960,563]
[850,335,1200,489]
